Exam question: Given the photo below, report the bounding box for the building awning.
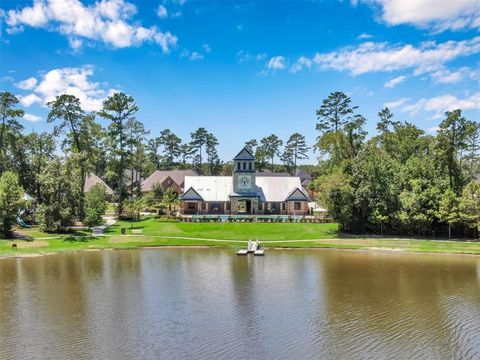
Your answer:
[285,187,309,201]
[180,187,204,201]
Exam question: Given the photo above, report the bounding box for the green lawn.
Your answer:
[0,227,100,256]
[1,218,480,257]
[104,218,339,240]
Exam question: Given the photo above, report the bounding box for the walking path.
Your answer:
[92,216,117,236]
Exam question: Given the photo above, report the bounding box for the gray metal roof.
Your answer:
[183,175,307,202]
[255,176,306,202]
[181,187,204,201]
[233,147,255,160]
[183,176,233,202]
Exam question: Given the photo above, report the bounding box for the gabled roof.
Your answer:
[255,176,306,202]
[180,187,204,201]
[141,169,196,192]
[233,147,255,160]
[286,187,309,201]
[84,173,114,195]
[183,176,233,201]
[295,169,312,181]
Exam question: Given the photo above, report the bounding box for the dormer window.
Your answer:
[249,162,252,170]
[237,162,241,170]
[243,162,246,170]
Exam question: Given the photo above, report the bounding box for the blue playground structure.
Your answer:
[17,209,31,228]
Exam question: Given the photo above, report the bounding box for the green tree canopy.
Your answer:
[84,184,108,228]
[0,92,25,175]
[0,171,24,238]
[99,92,139,215]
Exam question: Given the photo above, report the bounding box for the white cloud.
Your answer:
[237,50,266,64]
[23,113,42,122]
[20,93,42,107]
[180,49,205,61]
[290,56,312,73]
[68,37,83,51]
[15,77,38,90]
[384,75,406,88]
[383,97,409,109]
[361,0,480,32]
[6,0,49,28]
[430,66,480,84]
[399,92,480,118]
[156,5,168,19]
[310,37,480,76]
[189,51,203,61]
[6,0,177,51]
[267,56,286,70]
[357,32,374,39]
[15,66,117,111]
[202,43,211,53]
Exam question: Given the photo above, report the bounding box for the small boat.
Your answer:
[254,249,265,256]
[236,249,248,255]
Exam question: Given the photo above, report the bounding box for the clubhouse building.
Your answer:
[179,148,310,216]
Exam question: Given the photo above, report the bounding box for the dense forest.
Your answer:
[0,90,479,239]
[312,92,479,239]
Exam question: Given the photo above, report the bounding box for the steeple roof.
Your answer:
[233,147,255,160]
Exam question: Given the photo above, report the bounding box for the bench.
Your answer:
[131,229,143,235]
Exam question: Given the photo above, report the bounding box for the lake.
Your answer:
[1,249,480,359]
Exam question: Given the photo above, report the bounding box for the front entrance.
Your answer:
[184,201,198,214]
[238,199,252,213]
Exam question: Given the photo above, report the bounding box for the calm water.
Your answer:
[1,249,480,360]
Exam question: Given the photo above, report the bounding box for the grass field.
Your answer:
[1,218,480,257]
[104,218,339,240]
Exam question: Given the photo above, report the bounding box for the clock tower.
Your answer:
[232,147,256,194]
[231,147,257,214]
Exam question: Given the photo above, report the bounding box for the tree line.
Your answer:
[1,89,478,239]
[0,91,309,236]
[313,91,480,239]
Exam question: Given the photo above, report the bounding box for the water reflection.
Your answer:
[0,249,479,359]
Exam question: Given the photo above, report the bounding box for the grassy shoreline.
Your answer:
[1,219,480,258]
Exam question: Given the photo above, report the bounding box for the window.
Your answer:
[237,162,241,170]
[226,202,231,210]
[187,202,195,210]
[258,203,263,211]
[249,162,252,170]
[211,202,220,212]
[243,162,246,170]
[281,203,286,211]
[294,202,301,211]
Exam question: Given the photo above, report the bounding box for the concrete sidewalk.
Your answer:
[92,216,117,236]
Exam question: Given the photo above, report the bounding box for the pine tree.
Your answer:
[99,92,139,215]
[284,133,309,174]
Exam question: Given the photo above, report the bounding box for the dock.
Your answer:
[236,239,265,256]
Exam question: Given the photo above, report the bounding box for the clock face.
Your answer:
[238,175,251,190]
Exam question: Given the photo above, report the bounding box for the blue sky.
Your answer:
[1,0,479,162]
